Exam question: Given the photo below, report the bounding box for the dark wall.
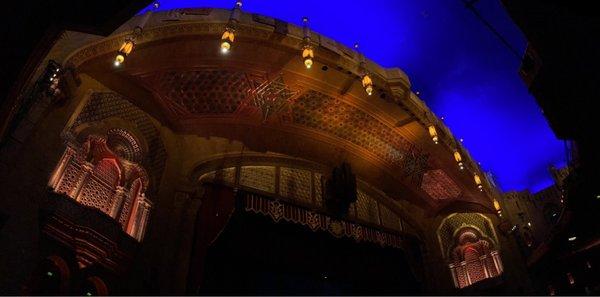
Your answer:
[0,0,151,141]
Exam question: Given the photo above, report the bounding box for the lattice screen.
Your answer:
[78,177,115,213]
[314,173,323,206]
[379,203,401,231]
[279,167,312,204]
[56,161,82,195]
[239,166,276,193]
[356,190,380,225]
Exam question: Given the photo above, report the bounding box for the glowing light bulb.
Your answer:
[362,74,373,96]
[428,125,438,144]
[304,58,313,69]
[220,41,231,53]
[114,54,125,66]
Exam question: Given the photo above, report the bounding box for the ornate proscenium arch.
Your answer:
[188,153,424,238]
[61,8,497,215]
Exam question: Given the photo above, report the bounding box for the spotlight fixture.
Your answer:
[428,125,439,144]
[354,43,373,96]
[301,17,314,69]
[221,0,242,54]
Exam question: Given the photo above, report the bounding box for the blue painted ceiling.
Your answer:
[140,0,566,192]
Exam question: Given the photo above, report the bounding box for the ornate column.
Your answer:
[463,261,472,286]
[491,251,503,273]
[109,186,127,218]
[136,197,152,241]
[49,146,76,188]
[480,255,490,278]
[72,161,94,201]
[127,194,152,241]
[449,263,459,288]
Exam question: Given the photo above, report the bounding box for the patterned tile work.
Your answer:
[356,190,380,225]
[140,69,434,186]
[79,178,115,213]
[145,70,252,115]
[279,167,312,204]
[239,166,276,193]
[421,169,462,200]
[314,173,323,206]
[56,161,82,195]
[291,90,428,179]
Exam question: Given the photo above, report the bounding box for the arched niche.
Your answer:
[437,213,504,288]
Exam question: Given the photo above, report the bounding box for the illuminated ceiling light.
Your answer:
[301,17,314,69]
[474,173,483,191]
[355,43,373,96]
[453,150,464,170]
[221,0,242,54]
[220,30,234,53]
[568,236,577,241]
[362,74,373,95]
[114,39,134,66]
[46,271,53,277]
[527,222,532,227]
[493,199,501,212]
[428,125,439,144]
[112,3,157,66]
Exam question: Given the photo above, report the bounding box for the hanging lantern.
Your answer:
[428,125,439,144]
[220,0,242,54]
[493,199,501,213]
[354,43,373,96]
[301,17,314,69]
[114,40,135,66]
[302,46,314,69]
[220,29,235,53]
[474,174,483,191]
[362,74,373,95]
[112,3,158,67]
[453,150,464,170]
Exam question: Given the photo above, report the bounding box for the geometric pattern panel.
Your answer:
[144,69,252,115]
[292,90,425,175]
[78,176,115,213]
[421,169,462,200]
[379,203,401,231]
[279,167,312,204]
[314,173,323,206]
[56,161,82,195]
[356,190,380,225]
[239,166,276,193]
